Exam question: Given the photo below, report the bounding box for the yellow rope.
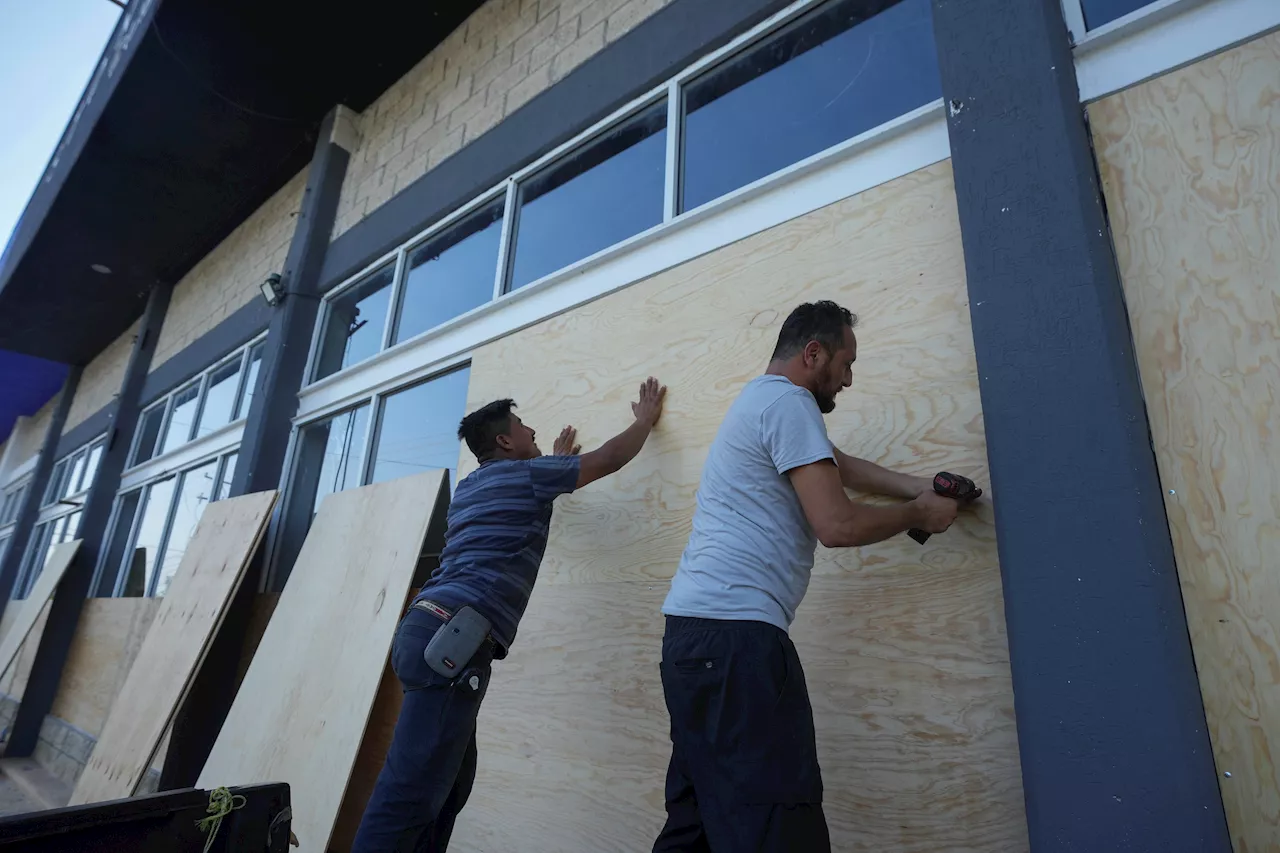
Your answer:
[196,786,247,853]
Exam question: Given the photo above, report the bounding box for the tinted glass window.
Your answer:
[682,0,939,211]
[43,460,67,505]
[396,203,504,344]
[95,491,141,596]
[153,460,218,597]
[197,359,242,438]
[316,265,395,380]
[308,406,370,514]
[64,451,87,499]
[160,382,201,455]
[126,477,176,598]
[217,452,238,501]
[15,522,52,598]
[236,343,265,419]
[133,404,166,466]
[509,101,667,291]
[81,442,104,494]
[372,367,471,490]
[1082,0,1154,29]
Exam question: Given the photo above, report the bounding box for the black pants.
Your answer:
[351,608,494,853]
[653,616,830,853]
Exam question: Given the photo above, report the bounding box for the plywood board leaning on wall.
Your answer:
[1090,30,1280,852]
[71,490,279,805]
[450,159,1027,852]
[0,541,80,680]
[198,470,447,853]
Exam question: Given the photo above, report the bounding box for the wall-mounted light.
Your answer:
[90,263,112,274]
[260,273,284,307]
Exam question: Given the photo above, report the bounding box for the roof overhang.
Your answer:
[0,0,484,367]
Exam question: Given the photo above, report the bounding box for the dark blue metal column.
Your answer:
[6,282,170,757]
[0,368,82,615]
[158,106,354,788]
[930,0,1230,848]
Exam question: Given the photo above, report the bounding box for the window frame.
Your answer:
[125,333,267,474]
[13,434,105,598]
[91,445,241,598]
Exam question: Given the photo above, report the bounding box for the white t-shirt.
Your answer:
[663,374,834,631]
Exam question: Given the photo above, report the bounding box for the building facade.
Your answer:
[0,0,1276,849]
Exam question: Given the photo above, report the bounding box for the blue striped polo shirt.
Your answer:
[415,455,580,655]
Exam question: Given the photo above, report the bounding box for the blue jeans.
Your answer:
[351,607,494,853]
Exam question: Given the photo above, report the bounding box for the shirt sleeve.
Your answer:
[760,390,835,476]
[528,455,582,503]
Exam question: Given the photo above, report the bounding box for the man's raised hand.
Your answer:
[553,425,581,456]
[632,377,667,428]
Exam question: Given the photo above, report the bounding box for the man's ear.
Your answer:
[802,340,825,368]
[494,433,514,452]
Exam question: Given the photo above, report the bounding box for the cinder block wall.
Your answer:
[61,320,139,436]
[4,395,60,473]
[151,169,307,371]
[333,0,674,235]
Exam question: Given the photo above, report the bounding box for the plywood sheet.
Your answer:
[50,598,161,736]
[452,160,1026,851]
[70,490,278,805]
[0,541,80,680]
[198,471,446,853]
[1090,31,1280,853]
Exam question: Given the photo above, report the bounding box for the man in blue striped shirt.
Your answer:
[353,377,666,853]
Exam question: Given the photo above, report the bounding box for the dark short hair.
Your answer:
[458,399,517,459]
[771,300,858,361]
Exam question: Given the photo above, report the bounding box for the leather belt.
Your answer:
[411,599,496,649]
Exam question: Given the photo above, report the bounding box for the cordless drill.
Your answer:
[907,472,982,544]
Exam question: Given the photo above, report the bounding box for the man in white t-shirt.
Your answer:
[653,301,969,852]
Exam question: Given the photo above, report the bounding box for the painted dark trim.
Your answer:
[0,368,82,614]
[140,297,273,408]
[5,283,171,758]
[319,0,793,291]
[159,107,350,790]
[931,0,1231,847]
[55,404,116,460]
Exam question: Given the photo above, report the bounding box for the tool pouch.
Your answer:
[423,605,492,679]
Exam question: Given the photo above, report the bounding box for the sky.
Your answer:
[0,0,121,254]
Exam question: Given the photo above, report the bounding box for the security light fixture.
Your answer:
[260,273,285,307]
[90,264,112,274]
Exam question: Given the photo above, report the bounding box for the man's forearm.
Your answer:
[824,500,922,548]
[594,418,654,475]
[833,448,928,499]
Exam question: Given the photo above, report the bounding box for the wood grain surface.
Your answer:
[0,541,79,681]
[49,598,160,735]
[197,471,446,853]
[71,490,278,805]
[1090,31,1280,853]
[450,160,1027,851]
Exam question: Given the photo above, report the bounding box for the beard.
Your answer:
[815,392,837,414]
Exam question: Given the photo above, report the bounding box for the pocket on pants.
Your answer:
[392,609,453,691]
[662,630,822,806]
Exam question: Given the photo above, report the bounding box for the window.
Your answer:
[0,482,27,526]
[41,437,107,507]
[12,511,80,599]
[681,0,939,212]
[315,265,395,381]
[236,343,265,420]
[197,358,243,438]
[371,367,470,489]
[300,405,371,515]
[508,102,667,291]
[94,446,240,598]
[160,381,201,455]
[152,459,218,597]
[396,202,505,345]
[133,404,166,465]
[1081,0,1156,30]
[216,452,238,501]
[129,336,265,468]
[43,459,68,506]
